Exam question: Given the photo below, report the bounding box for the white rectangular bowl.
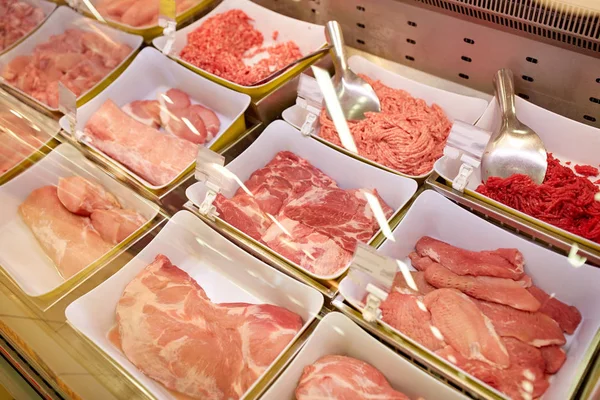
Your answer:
[339,190,600,400]
[59,47,251,190]
[0,6,143,112]
[262,312,468,400]
[434,96,600,251]
[0,143,160,297]
[282,55,490,179]
[0,0,57,55]
[153,0,326,94]
[65,210,324,400]
[186,119,418,280]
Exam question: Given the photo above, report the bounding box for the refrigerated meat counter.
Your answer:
[1,0,600,399]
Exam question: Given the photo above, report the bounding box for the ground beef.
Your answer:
[318,75,452,176]
[574,164,599,177]
[476,153,600,244]
[179,9,302,86]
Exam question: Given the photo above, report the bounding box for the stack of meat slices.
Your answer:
[379,236,581,399]
[84,88,220,187]
[19,176,146,279]
[213,151,394,277]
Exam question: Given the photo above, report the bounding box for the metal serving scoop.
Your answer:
[325,21,381,121]
[481,69,547,184]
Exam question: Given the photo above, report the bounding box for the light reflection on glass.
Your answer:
[396,259,417,292]
[363,189,395,242]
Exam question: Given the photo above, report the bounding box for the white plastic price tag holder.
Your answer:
[66,0,82,11]
[58,82,86,142]
[443,120,492,192]
[349,243,397,322]
[159,0,177,56]
[195,147,238,220]
[296,74,323,136]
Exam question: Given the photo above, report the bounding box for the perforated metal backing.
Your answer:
[252,0,600,129]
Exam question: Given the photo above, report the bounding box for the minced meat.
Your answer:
[318,75,452,176]
[179,9,302,86]
[477,153,600,244]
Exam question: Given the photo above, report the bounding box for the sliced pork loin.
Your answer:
[57,176,120,216]
[121,100,161,128]
[527,285,582,334]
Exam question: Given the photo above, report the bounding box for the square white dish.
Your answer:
[186,119,418,280]
[282,55,490,179]
[0,6,143,112]
[65,210,324,400]
[59,47,251,190]
[262,312,469,400]
[0,143,160,297]
[339,190,600,400]
[0,0,57,55]
[434,96,600,251]
[153,0,326,96]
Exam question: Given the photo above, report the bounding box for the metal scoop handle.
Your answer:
[494,69,517,121]
[325,21,349,83]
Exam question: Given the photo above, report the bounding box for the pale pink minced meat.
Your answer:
[319,75,452,176]
[0,0,45,51]
[179,9,302,86]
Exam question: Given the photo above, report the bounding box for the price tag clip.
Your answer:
[159,0,177,56]
[195,147,238,220]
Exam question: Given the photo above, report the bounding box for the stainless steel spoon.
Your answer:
[481,69,547,184]
[325,20,381,121]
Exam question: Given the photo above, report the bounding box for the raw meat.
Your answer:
[295,355,409,400]
[390,271,436,295]
[437,338,550,400]
[0,110,47,174]
[380,290,447,351]
[18,186,112,279]
[84,99,197,186]
[475,300,566,347]
[261,216,351,277]
[415,236,524,279]
[57,176,120,216]
[540,346,566,374]
[281,186,393,253]
[424,289,510,368]
[114,254,303,399]
[214,193,272,241]
[1,29,131,108]
[91,209,146,244]
[477,153,600,244]
[122,100,161,128]
[527,285,582,334]
[319,75,452,176]
[423,262,541,311]
[241,151,337,216]
[95,0,199,27]
[574,164,599,177]
[0,0,45,51]
[179,9,303,86]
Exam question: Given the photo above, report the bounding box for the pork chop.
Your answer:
[527,285,582,334]
[57,176,121,216]
[115,254,303,400]
[295,355,410,400]
[415,237,524,279]
[214,193,272,242]
[19,186,113,279]
[424,289,510,368]
[475,300,566,347]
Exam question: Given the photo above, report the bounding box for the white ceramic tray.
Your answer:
[0,6,142,112]
[59,47,251,190]
[434,96,600,251]
[66,210,324,400]
[282,55,490,179]
[0,0,57,55]
[186,119,418,280]
[262,312,468,400]
[0,143,159,297]
[153,0,326,95]
[339,190,600,400]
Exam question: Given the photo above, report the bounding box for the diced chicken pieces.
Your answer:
[424,262,541,311]
[416,236,524,279]
[540,346,567,374]
[122,100,161,128]
[475,300,566,347]
[18,186,113,279]
[91,209,146,244]
[424,289,510,368]
[527,285,582,334]
[0,0,46,51]
[57,176,121,216]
